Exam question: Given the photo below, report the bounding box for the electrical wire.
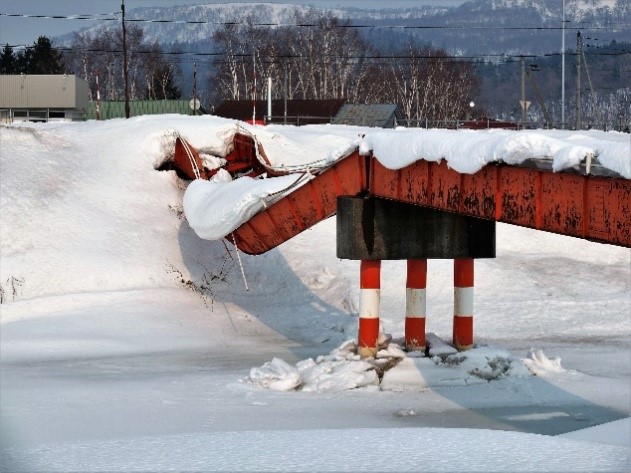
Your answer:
[1,12,629,31]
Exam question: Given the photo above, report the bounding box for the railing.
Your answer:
[264,115,333,126]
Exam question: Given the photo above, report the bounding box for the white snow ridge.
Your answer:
[248,336,535,393]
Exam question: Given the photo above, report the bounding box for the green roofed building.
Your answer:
[87,100,202,120]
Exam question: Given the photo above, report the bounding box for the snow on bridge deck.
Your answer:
[179,123,631,251]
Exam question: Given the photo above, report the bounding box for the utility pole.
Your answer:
[519,57,530,129]
[582,36,600,128]
[267,76,272,123]
[121,0,130,119]
[252,49,256,124]
[576,31,582,130]
[95,69,101,120]
[192,61,197,116]
[527,66,552,129]
[284,61,288,124]
[561,0,566,129]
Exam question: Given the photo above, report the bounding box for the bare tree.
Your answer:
[66,25,181,102]
[210,18,479,125]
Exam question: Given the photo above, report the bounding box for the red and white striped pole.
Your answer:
[453,258,474,350]
[358,260,381,358]
[405,259,427,351]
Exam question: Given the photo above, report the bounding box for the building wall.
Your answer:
[0,75,90,122]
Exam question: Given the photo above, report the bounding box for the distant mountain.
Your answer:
[402,0,631,57]
[126,3,323,45]
[57,0,631,56]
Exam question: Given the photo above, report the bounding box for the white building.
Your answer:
[0,74,90,123]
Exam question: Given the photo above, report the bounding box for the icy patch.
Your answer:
[522,348,566,376]
[560,417,631,448]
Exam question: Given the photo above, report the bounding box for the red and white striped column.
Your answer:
[405,259,427,352]
[358,259,381,358]
[453,258,474,350]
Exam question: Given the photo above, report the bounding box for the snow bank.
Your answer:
[247,335,538,393]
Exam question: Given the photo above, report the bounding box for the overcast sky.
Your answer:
[0,0,465,46]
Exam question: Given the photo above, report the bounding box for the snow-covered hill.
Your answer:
[475,0,626,22]
[127,2,325,45]
[58,0,630,51]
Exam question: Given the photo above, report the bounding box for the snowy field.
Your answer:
[1,115,629,472]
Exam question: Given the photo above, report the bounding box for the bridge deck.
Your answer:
[172,134,630,253]
[231,151,630,254]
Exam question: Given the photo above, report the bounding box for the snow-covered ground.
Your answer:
[1,116,629,472]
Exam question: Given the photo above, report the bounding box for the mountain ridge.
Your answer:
[57,0,630,56]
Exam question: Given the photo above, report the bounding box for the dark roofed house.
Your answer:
[332,104,402,128]
[214,99,346,125]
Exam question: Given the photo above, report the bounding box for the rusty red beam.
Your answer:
[231,154,630,254]
[174,133,267,180]
[231,151,367,254]
[370,158,631,247]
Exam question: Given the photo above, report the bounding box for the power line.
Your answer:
[8,42,630,63]
[1,12,629,31]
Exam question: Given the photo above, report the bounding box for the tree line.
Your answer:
[1,28,181,101]
[65,25,181,101]
[0,37,64,75]
[211,12,479,124]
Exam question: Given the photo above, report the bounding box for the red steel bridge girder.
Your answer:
[232,151,368,254]
[370,158,631,248]
[168,134,631,253]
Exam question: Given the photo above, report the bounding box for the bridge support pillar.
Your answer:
[453,258,474,350]
[358,259,381,358]
[338,196,494,356]
[405,259,427,352]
